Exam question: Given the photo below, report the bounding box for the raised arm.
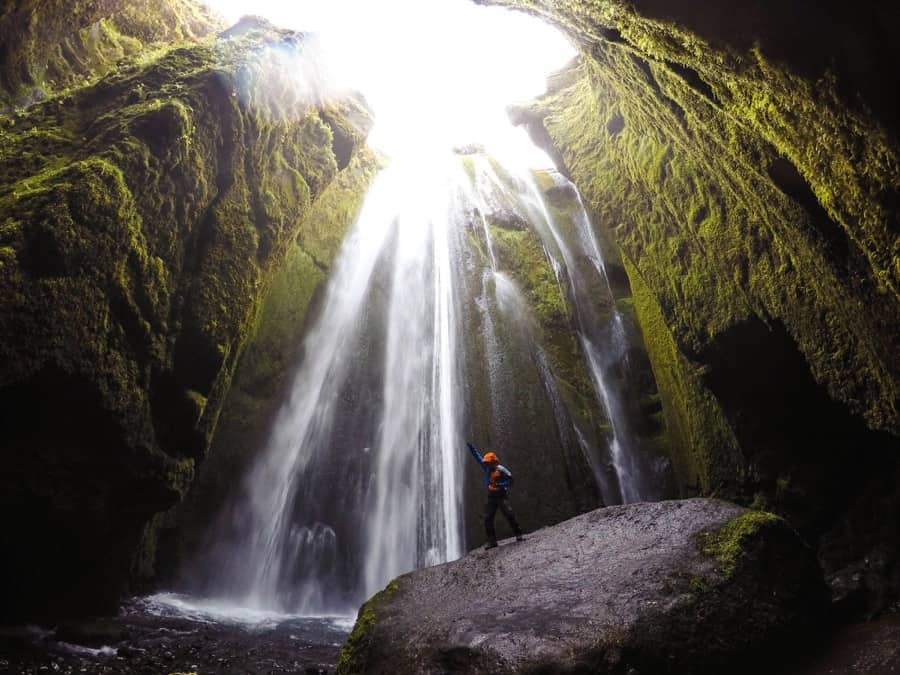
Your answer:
[466,441,483,464]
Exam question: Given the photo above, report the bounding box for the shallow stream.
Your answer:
[0,594,351,674]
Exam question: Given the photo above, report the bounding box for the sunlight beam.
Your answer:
[201,0,575,163]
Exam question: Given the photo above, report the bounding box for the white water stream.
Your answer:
[203,158,474,613]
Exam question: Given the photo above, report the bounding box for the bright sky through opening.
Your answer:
[202,0,575,164]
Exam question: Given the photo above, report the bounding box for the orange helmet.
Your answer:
[482,451,499,465]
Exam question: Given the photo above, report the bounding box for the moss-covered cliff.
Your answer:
[486,0,900,614]
[0,0,223,111]
[0,11,370,617]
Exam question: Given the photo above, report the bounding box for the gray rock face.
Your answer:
[339,499,827,674]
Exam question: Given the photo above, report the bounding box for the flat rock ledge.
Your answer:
[338,498,827,674]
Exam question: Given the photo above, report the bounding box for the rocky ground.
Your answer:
[0,596,349,675]
[800,610,900,674]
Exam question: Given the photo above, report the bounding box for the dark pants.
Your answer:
[483,491,522,543]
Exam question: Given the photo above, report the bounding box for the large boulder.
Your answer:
[339,499,827,674]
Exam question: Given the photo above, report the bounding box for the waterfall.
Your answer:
[360,157,465,594]
[199,146,659,614]
[468,154,656,503]
[200,159,468,613]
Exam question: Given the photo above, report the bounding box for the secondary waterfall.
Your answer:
[488,156,656,504]
[198,144,662,614]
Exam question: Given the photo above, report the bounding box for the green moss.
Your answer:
[246,249,324,388]
[466,226,489,264]
[698,511,780,576]
[489,225,568,326]
[299,147,383,268]
[486,154,517,190]
[748,492,770,512]
[462,155,476,182]
[486,221,601,407]
[531,169,557,192]
[0,0,222,111]
[337,579,401,675]
[687,574,713,595]
[624,255,741,495]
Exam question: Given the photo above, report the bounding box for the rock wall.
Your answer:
[3,0,897,621]
[0,0,223,111]
[485,0,900,614]
[0,11,370,617]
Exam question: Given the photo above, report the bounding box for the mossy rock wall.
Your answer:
[0,0,223,111]
[483,0,900,612]
[0,17,370,618]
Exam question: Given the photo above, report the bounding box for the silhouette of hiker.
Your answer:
[466,442,524,549]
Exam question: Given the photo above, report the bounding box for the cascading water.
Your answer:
[535,180,651,503]
[199,158,476,614]
[198,141,663,615]
[467,151,658,503]
[360,157,465,594]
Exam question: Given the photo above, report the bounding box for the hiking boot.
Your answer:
[484,540,498,550]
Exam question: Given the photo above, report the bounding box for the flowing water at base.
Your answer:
[0,594,352,675]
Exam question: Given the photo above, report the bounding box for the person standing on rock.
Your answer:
[466,441,525,549]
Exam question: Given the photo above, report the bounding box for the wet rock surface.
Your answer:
[0,596,349,675]
[339,498,827,674]
[0,0,222,110]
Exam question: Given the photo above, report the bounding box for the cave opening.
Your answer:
[204,0,576,162]
[699,318,899,615]
[129,0,685,624]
